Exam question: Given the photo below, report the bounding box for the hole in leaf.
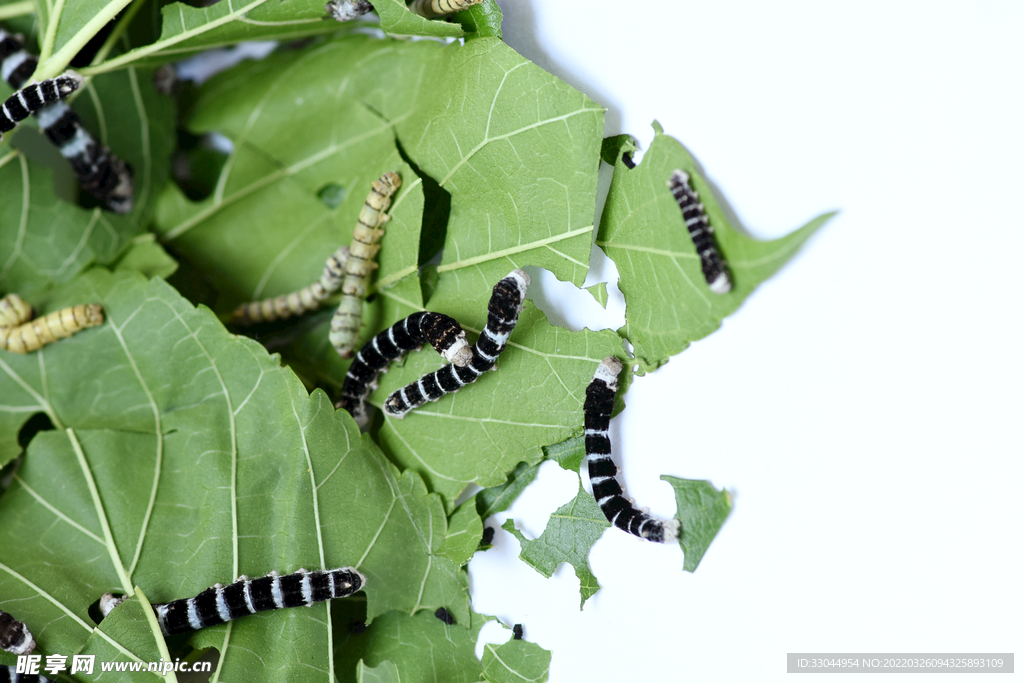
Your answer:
[393,136,450,275]
[171,131,230,202]
[17,412,54,450]
[318,183,347,209]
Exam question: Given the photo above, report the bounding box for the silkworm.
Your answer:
[0,294,31,329]
[232,246,350,325]
[584,356,680,543]
[0,29,133,213]
[329,171,402,358]
[0,301,103,354]
[0,609,35,655]
[408,0,482,18]
[100,567,364,635]
[383,269,529,419]
[337,311,472,427]
[0,71,81,141]
[667,169,731,294]
[325,0,373,21]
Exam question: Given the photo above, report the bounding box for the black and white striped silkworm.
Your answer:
[329,171,402,358]
[232,246,350,325]
[512,623,523,640]
[434,607,455,625]
[585,357,680,544]
[0,70,80,141]
[0,28,134,213]
[100,567,364,636]
[0,609,35,655]
[408,0,482,18]
[667,170,732,294]
[0,668,51,683]
[337,311,472,427]
[383,269,529,419]
[0,295,103,354]
[325,0,373,21]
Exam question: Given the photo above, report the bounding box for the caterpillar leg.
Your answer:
[337,311,471,427]
[383,269,530,419]
[585,356,681,543]
[667,169,732,294]
[0,304,103,354]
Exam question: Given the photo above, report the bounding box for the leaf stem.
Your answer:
[33,0,134,80]
[80,0,273,76]
[0,1,34,20]
[90,0,146,67]
[66,428,134,594]
[36,0,68,64]
[134,586,178,683]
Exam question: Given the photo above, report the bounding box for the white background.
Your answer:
[468,2,1024,682]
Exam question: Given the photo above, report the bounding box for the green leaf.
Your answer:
[82,0,356,75]
[373,0,466,38]
[150,34,608,505]
[585,281,608,308]
[0,269,464,680]
[374,305,625,505]
[438,501,484,567]
[0,153,134,297]
[0,64,173,296]
[357,659,402,683]
[111,234,178,280]
[597,122,833,368]
[662,476,733,573]
[481,638,550,683]
[475,460,541,519]
[459,0,503,40]
[335,608,487,683]
[502,482,608,608]
[543,434,585,474]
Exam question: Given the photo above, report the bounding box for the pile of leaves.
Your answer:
[0,0,829,680]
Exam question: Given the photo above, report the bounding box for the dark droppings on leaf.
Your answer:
[621,152,635,169]
[434,607,455,625]
[479,526,495,548]
[512,623,523,640]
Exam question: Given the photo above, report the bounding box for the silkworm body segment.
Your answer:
[408,0,483,18]
[0,299,103,354]
[233,246,350,325]
[0,70,81,140]
[100,567,364,635]
[585,356,681,543]
[0,609,35,655]
[667,169,732,294]
[383,269,530,419]
[330,172,401,358]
